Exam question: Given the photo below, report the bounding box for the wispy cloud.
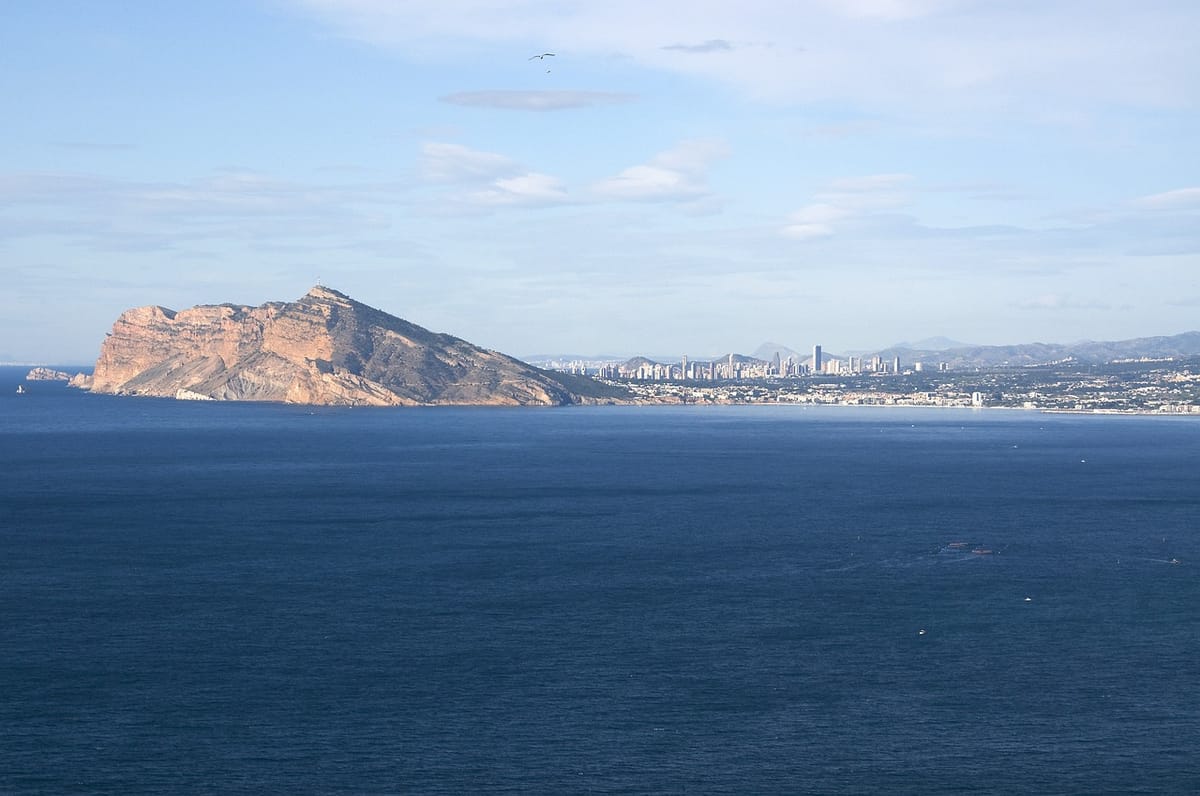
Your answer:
[782,173,913,239]
[799,120,882,139]
[50,140,136,151]
[290,0,1200,112]
[0,168,409,252]
[780,203,854,240]
[1132,187,1200,211]
[416,142,570,208]
[661,39,733,54]
[418,138,735,210]
[417,139,734,211]
[440,90,636,111]
[419,142,520,182]
[827,173,912,193]
[469,173,570,206]
[819,0,957,21]
[1012,294,1119,312]
[592,138,729,202]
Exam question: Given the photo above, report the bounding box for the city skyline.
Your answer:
[530,327,1200,373]
[3,2,1199,363]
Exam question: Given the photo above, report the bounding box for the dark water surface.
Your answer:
[2,369,1199,794]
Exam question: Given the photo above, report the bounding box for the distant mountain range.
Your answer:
[887,336,975,352]
[751,342,807,363]
[870,331,1200,368]
[533,331,1200,370]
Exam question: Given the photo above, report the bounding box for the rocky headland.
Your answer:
[26,367,73,381]
[72,286,627,407]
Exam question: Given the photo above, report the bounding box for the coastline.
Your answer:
[6,364,1199,416]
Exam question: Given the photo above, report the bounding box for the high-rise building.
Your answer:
[813,345,823,373]
[893,355,901,374]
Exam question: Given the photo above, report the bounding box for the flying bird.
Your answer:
[528,52,555,60]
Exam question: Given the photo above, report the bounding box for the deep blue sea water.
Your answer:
[2,367,1198,794]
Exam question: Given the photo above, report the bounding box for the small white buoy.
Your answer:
[1024,596,1032,602]
[918,628,927,635]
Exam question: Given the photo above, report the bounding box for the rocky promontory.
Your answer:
[73,286,627,406]
[26,367,73,381]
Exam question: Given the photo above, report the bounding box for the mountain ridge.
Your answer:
[870,330,1200,368]
[575,330,1200,370]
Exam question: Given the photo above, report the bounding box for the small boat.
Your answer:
[16,384,25,394]
[971,548,993,555]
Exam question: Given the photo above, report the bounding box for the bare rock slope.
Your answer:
[75,286,624,406]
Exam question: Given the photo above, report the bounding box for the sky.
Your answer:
[2,0,1199,363]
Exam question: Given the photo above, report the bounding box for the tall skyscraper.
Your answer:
[813,345,823,374]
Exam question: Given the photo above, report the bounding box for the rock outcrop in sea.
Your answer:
[72,286,625,407]
[26,367,73,381]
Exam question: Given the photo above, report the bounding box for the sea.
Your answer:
[2,366,1198,795]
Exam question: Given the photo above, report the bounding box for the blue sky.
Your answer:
[3,0,1199,363]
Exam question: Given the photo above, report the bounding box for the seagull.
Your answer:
[528,52,555,60]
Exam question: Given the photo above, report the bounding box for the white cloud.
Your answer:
[1132,187,1200,211]
[469,172,569,205]
[594,165,697,200]
[780,203,852,240]
[782,173,913,239]
[416,142,570,207]
[288,0,1200,111]
[419,142,521,182]
[418,138,730,211]
[660,39,734,54]
[592,138,728,202]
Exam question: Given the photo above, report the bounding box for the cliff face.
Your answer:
[78,286,621,406]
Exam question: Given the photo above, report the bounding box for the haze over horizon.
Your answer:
[3,1,1199,363]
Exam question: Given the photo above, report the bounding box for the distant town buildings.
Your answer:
[549,344,921,382]
[538,346,1200,414]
